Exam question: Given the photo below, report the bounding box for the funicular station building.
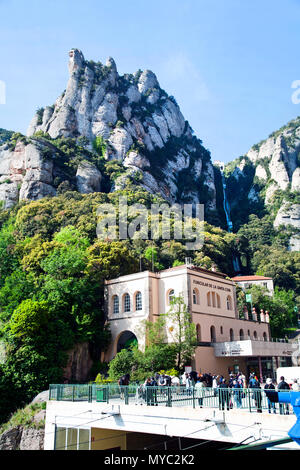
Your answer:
[104,264,294,380]
[45,264,299,450]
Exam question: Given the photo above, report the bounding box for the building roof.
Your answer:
[105,264,230,284]
[159,264,228,279]
[231,275,273,281]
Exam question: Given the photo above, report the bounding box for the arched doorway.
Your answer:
[117,331,138,353]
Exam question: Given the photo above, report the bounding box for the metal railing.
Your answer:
[49,384,295,414]
[212,336,290,343]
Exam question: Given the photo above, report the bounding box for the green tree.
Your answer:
[163,295,197,370]
[253,248,300,296]
[141,344,177,376]
[0,269,36,323]
[238,285,298,337]
[9,300,50,339]
[135,317,178,376]
[92,135,107,157]
[86,240,139,284]
[107,348,134,381]
[144,245,163,271]
[0,222,18,286]
[107,344,177,382]
[140,316,167,347]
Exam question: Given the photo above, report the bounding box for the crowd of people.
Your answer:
[118,370,300,413]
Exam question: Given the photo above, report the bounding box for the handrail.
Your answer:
[49,384,295,414]
[212,337,291,343]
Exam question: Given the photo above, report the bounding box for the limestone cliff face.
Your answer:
[23,49,216,211]
[0,49,218,215]
[63,342,94,383]
[0,392,47,450]
[247,125,300,198]
[224,116,300,250]
[0,139,56,209]
[0,136,102,209]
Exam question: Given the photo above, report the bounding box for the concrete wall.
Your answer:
[194,346,248,377]
[192,313,270,344]
[105,272,153,359]
[236,279,274,295]
[44,400,295,450]
[189,271,236,319]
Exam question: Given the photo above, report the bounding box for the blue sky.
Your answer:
[1,0,300,162]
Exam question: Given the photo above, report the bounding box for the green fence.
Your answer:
[49,384,295,414]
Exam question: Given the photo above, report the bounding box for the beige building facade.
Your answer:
[231,275,274,296]
[104,265,295,380]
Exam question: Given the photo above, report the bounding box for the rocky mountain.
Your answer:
[1,48,299,246]
[0,48,218,222]
[223,116,300,250]
[0,392,47,450]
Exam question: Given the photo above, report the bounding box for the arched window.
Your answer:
[123,293,131,313]
[253,331,258,340]
[193,288,199,305]
[220,326,223,335]
[196,324,201,342]
[263,332,267,342]
[230,328,234,341]
[247,329,251,339]
[207,291,220,308]
[210,325,216,343]
[168,289,175,305]
[113,295,119,314]
[226,295,233,310]
[240,329,244,340]
[135,291,142,311]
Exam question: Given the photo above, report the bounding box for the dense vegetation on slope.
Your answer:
[0,183,298,424]
[0,94,299,426]
[0,184,248,423]
[0,128,13,145]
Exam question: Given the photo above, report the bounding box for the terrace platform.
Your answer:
[44,384,298,450]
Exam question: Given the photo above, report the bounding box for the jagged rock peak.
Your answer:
[137,69,159,94]
[68,48,85,75]
[224,115,300,250]
[105,56,117,72]
[0,49,218,219]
